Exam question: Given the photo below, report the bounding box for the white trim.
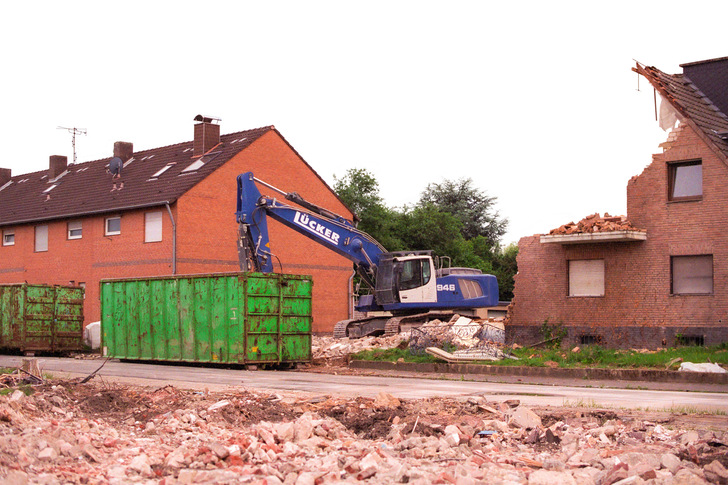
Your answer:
[105,216,121,236]
[2,229,14,246]
[68,220,82,240]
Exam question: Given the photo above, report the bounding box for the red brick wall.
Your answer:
[176,130,353,334]
[0,209,174,326]
[510,124,728,347]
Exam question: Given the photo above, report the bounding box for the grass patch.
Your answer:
[352,344,728,369]
[0,384,35,396]
[351,348,440,363]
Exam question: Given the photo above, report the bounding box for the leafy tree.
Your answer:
[419,178,507,247]
[333,169,403,250]
[491,243,518,301]
[334,169,518,301]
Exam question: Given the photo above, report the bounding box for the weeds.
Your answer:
[352,344,728,369]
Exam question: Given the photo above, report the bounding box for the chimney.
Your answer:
[0,168,10,186]
[193,114,221,157]
[49,155,67,180]
[114,141,134,161]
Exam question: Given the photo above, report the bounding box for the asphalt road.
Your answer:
[3,356,727,412]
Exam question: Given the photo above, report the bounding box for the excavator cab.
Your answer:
[373,251,438,306]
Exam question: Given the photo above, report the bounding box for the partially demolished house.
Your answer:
[509,57,728,348]
[0,117,354,333]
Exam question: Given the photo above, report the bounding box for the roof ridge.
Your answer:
[7,125,276,179]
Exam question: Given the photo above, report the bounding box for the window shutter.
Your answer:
[569,260,605,296]
[672,255,712,294]
[145,211,163,242]
[35,225,48,252]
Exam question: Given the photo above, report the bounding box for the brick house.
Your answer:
[0,117,354,334]
[508,57,728,348]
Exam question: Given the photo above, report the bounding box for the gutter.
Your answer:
[0,201,177,227]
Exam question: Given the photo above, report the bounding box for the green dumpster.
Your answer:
[0,284,85,353]
[100,272,312,365]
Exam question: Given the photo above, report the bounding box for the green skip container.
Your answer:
[0,284,85,353]
[100,272,312,366]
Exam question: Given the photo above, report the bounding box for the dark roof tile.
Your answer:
[0,126,273,226]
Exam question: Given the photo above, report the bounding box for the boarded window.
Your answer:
[569,259,604,297]
[2,230,14,246]
[145,211,163,243]
[35,225,48,252]
[669,161,702,200]
[68,221,82,240]
[105,216,121,236]
[672,255,713,294]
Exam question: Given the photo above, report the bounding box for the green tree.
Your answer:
[333,168,403,250]
[418,178,507,247]
[491,243,518,301]
[334,169,518,301]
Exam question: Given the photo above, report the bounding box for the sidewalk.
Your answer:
[349,360,728,393]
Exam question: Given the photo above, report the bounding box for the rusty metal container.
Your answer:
[100,272,312,365]
[0,284,85,353]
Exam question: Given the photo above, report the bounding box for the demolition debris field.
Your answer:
[2,373,728,484]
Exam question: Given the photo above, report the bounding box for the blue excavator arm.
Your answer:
[235,172,386,289]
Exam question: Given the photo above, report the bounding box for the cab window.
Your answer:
[399,259,431,290]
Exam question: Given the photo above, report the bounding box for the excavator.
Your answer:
[235,172,499,338]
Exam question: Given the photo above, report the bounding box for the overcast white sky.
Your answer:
[1,1,726,245]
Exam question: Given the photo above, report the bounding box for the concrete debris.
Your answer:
[0,379,725,484]
[312,333,410,363]
[410,314,509,360]
[549,212,645,235]
[679,362,727,373]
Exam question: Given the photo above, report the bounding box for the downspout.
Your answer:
[165,202,177,275]
[348,271,355,319]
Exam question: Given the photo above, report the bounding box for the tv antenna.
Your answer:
[57,126,87,164]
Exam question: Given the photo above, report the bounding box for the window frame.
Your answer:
[2,229,14,246]
[568,259,605,297]
[144,211,163,243]
[105,216,121,236]
[67,220,83,240]
[668,160,702,202]
[35,225,48,252]
[671,254,713,295]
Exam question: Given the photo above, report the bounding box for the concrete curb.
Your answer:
[349,360,728,385]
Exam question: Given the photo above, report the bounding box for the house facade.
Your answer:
[508,58,728,349]
[0,118,355,334]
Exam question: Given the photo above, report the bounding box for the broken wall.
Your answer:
[509,124,728,348]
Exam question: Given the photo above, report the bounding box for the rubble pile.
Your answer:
[312,333,409,363]
[409,315,508,360]
[549,213,646,235]
[3,380,726,484]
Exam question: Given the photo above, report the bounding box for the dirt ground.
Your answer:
[1,366,727,484]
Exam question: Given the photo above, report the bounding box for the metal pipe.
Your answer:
[348,271,355,319]
[165,202,177,275]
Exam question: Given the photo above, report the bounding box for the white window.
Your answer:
[672,255,713,295]
[2,229,14,246]
[105,216,121,236]
[145,211,163,242]
[568,259,605,297]
[68,221,82,240]
[35,225,48,252]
